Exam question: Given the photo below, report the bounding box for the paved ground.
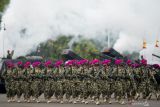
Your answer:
[0,94,160,107]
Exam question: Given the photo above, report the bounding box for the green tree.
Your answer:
[32,35,73,60]
[0,0,10,20]
[0,0,9,12]
[72,39,99,59]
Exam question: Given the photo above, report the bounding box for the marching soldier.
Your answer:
[126,66,137,103]
[15,62,24,102]
[32,62,43,103]
[43,61,54,103]
[22,62,31,103]
[2,62,15,102]
[152,65,160,100]
[3,58,160,105]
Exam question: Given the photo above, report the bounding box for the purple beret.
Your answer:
[141,59,147,65]
[17,61,23,66]
[32,61,41,67]
[24,61,31,68]
[102,59,111,65]
[115,59,123,65]
[44,60,52,67]
[7,62,14,68]
[126,59,132,65]
[90,59,100,65]
[54,60,63,67]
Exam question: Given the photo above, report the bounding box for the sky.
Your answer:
[0,0,160,57]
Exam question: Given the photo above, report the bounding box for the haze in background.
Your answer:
[0,0,160,57]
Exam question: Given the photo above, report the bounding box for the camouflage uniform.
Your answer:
[83,67,94,103]
[101,66,111,102]
[15,67,23,102]
[142,68,154,100]
[2,68,13,101]
[5,68,17,102]
[94,67,102,104]
[59,78,66,103]
[33,68,43,102]
[113,66,123,103]
[71,67,81,103]
[137,67,151,99]
[22,68,31,102]
[53,67,61,101]
[127,67,137,101]
[134,68,142,100]
[64,67,73,102]
[152,69,160,100]
[44,68,54,102]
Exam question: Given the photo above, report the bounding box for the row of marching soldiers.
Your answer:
[1,59,160,104]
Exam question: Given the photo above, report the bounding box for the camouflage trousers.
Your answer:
[126,81,137,99]
[31,79,43,99]
[101,81,111,100]
[82,80,93,99]
[5,80,16,98]
[44,79,54,99]
[154,85,160,100]
[71,80,81,99]
[53,80,63,100]
[15,80,23,98]
[59,80,66,100]
[64,80,72,100]
[22,80,31,100]
[94,80,102,100]
[138,80,153,99]
[114,80,123,100]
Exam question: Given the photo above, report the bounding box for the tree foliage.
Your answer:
[29,36,100,60]
[0,0,9,12]
[0,0,10,30]
[72,39,99,59]
[29,35,73,60]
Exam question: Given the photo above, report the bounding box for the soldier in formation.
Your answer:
[2,59,160,105]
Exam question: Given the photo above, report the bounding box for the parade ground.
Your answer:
[0,94,160,107]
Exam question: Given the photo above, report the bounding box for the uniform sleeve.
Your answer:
[1,69,7,79]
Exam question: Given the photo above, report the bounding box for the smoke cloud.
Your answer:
[0,0,160,57]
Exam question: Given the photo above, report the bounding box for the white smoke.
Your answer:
[140,44,160,64]
[0,0,160,57]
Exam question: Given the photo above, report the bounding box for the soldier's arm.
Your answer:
[11,50,14,57]
[1,69,7,79]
